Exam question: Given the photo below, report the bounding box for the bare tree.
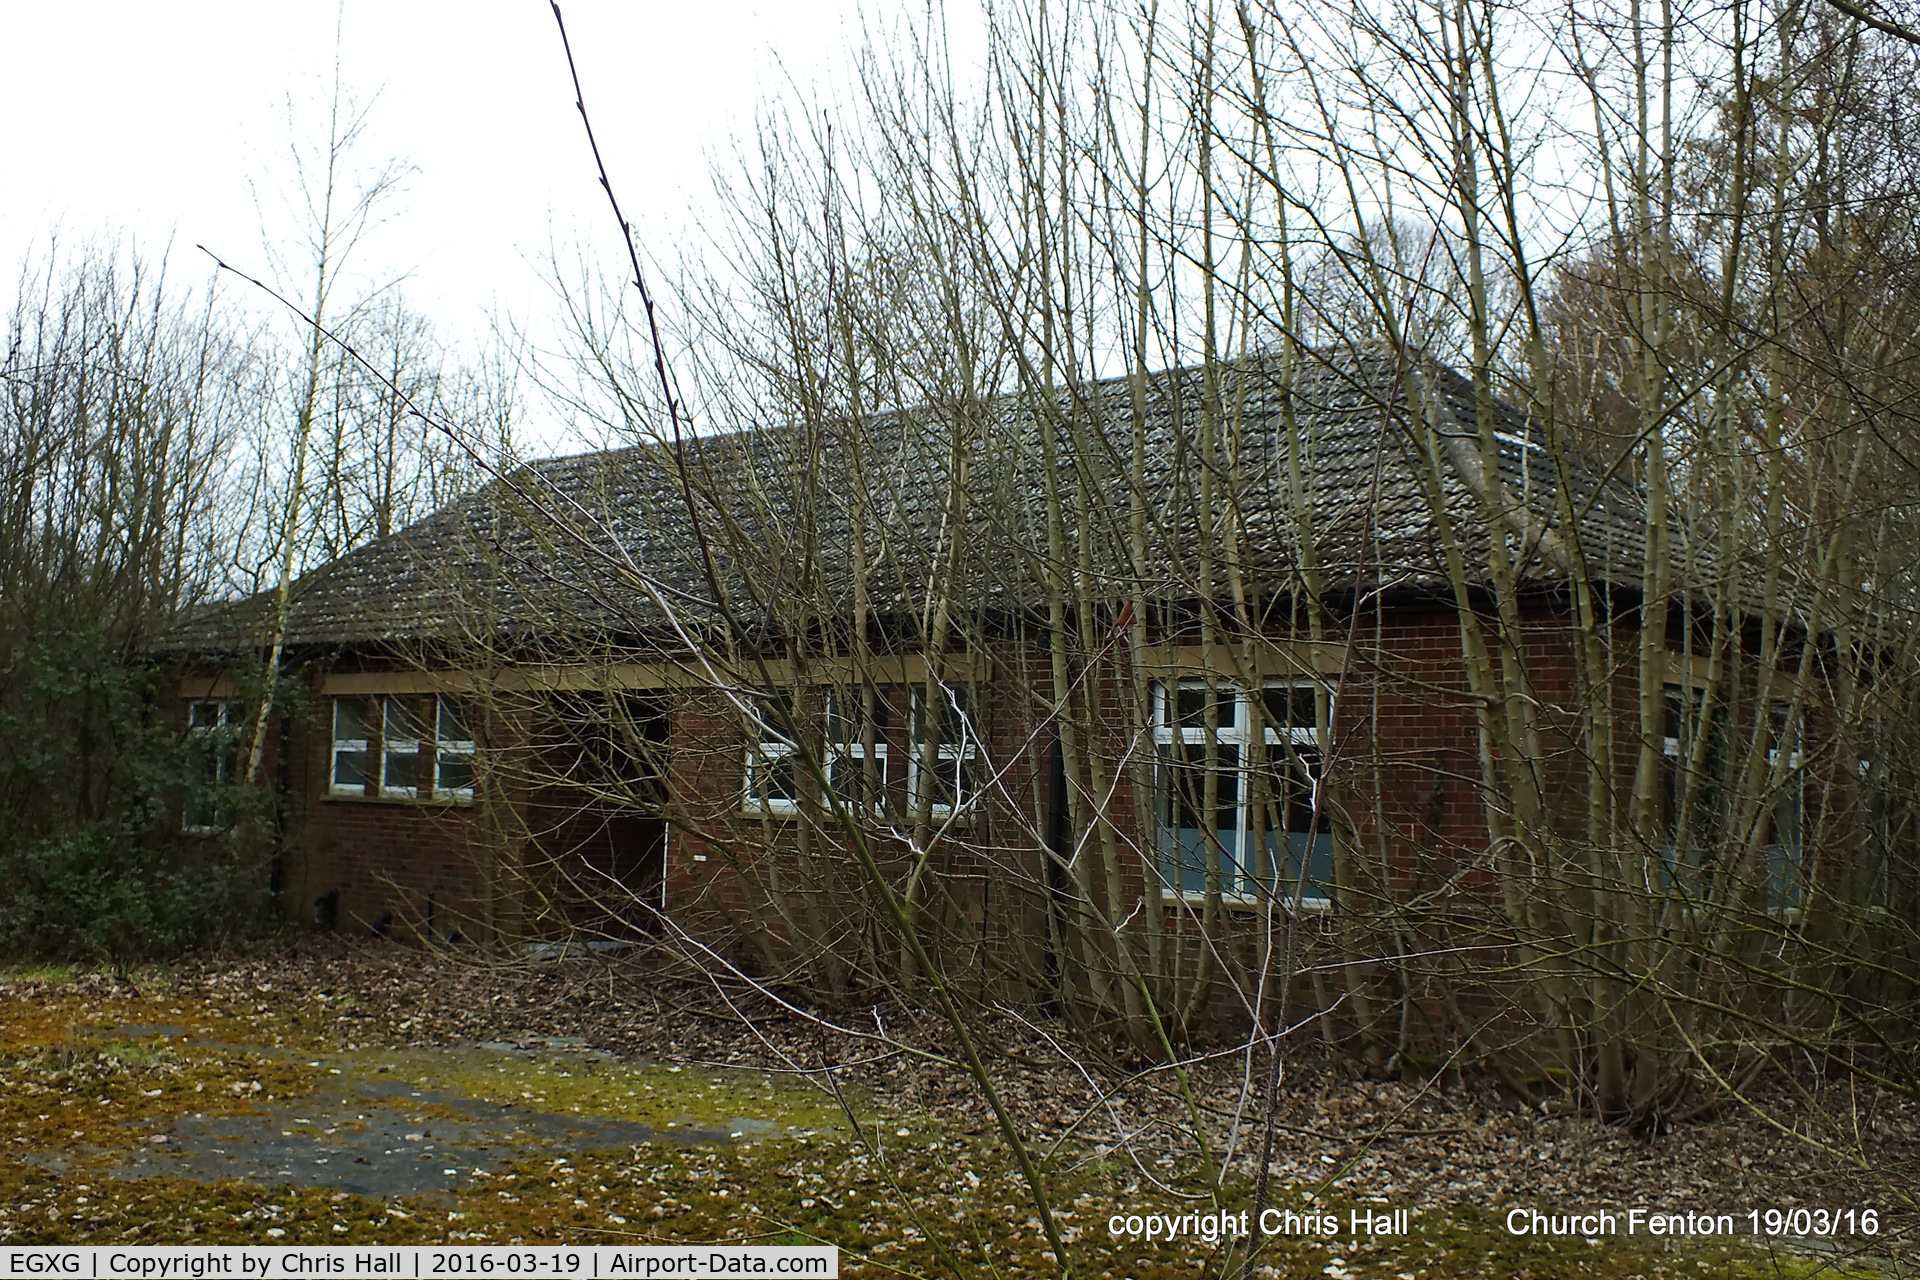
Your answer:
[245,0,1920,1269]
[240,63,409,788]
[0,242,268,956]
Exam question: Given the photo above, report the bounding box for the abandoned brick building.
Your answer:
[166,349,1844,1014]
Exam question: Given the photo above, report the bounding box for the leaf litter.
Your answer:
[0,938,1911,1277]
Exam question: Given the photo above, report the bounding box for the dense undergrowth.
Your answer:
[0,633,280,962]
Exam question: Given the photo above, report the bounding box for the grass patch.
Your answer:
[426,1047,859,1136]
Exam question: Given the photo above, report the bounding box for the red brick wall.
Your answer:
[639,599,1620,1031]
[279,693,505,943]
[657,679,1055,995]
[205,599,1636,996]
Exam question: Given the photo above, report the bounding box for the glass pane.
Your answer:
[1769,705,1796,751]
[769,755,798,803]
[333,748,367,790]
[213,739,239,784]
[1266,830,1334,900]
[1164,823,1212,895]
[384,696,425,744]
[755,694,796,745]
[1161,811,1240,894]
[438,697,475,745]
[384,746,420,792]
[1174,684,1223,730]
[827,754,857,802]
[437,752,474,794]
[828,749,888,809]
[334,697,370,742]
[1766,842,1802,910]
[1166,741,1239,827]
[1160,742,1241,893]
[188,738,216,790]
[828,690,893,744]
[752,751,798,805]
[1768,784,1803,910]
[920,761,956,812]
[1264,749,1325,833]
[190,701,221,729]
[825,693,850,741]
[1263,685,1317,734]
[920,687,971,748]
[1215,749,1240,827]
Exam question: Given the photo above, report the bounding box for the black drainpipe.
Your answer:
[1041,632,1070,1017]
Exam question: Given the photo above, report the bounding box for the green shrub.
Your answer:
[0,625,281,962]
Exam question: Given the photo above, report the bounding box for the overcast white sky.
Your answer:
[2,1,976,433]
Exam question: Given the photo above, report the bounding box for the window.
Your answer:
[1155,680,1332,903]
[183,700,243,832]
[332,696,373,795]
[1766,706,1804,911]
[1661,686,1688,842]
[436,698,477,798]
[826,688,893,815]
[744,693,801,815]
[381,696,427,798]
[333,694,478,801]
[910,686,977,819]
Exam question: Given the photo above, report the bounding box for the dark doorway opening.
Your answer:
[526,691,670,939]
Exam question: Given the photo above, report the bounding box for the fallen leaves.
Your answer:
[0,940,1912,1275]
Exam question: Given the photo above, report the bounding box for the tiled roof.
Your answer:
[160,351,1659,653]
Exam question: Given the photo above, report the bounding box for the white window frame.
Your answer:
[380,695,426,799]
[825,689,891,815]
[910,685,977,821]
[330,696,374,797]
[743,694,801,817]
[1153,678,1331,905]
[183,699,243,833]
[434,697,478,801]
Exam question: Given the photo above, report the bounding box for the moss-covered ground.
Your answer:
[0,967,1896,1278]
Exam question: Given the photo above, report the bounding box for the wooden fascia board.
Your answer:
[1135,642,1339,680]
[312,653,983,698]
